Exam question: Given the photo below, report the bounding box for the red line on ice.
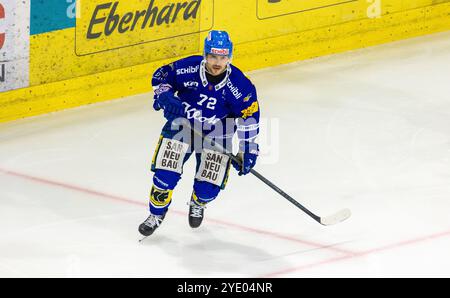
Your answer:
[262,229,450,277]
[0,168,355,256]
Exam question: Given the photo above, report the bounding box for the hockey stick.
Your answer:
[181,120,351,226]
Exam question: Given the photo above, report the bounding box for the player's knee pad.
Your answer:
[153,169,181,190]
[193,180,221,205]
[149,185,173,215]
[195,150,232,189]
[151,136,190,175]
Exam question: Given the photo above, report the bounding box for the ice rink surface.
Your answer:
[1,31,450,278]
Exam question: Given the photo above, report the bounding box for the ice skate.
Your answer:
[138,212,166,237]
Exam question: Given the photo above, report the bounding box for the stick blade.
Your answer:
[320,208,351,226]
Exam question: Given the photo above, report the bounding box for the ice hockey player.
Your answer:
[139,30,260,237]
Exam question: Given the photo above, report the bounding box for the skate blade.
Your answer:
[138,236,148,243]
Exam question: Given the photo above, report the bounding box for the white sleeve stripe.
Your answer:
[211,133,235,139]
[237,124,259,131]
[237,127,259,132]
[238,135,259,141]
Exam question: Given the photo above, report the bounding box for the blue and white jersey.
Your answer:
[152,55,260,148]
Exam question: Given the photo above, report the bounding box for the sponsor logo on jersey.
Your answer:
[182,102,221,125]
[86,0,202,39]
[210,48,229,56]
[184,81,199,88]
[241,102,259,119]
[227,81,242,99]
[177,65,200,75]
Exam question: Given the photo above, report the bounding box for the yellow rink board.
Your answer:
[0,0,449,123]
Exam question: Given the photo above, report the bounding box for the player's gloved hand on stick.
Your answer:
[232,142,259,176]
[153,87,185,121]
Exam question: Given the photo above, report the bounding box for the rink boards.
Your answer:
[0,0,449,123]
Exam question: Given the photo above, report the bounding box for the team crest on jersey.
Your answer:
[154,69,168,82]
[241,102,259,119]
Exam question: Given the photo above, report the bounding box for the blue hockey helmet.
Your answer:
[204,30,233,58]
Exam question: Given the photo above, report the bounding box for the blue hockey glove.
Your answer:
[153,84,171,112]
[155,90,185,121]
[153,100,162,111]
[231,142,259,176]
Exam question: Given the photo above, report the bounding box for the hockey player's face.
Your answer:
[206,54,230,76]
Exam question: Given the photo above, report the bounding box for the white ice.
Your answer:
[1,31,450,278]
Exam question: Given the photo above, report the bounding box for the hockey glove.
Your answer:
[231,142,259,176]
[155,90,185,121]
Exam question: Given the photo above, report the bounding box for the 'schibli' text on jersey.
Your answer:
[158,56,258,126]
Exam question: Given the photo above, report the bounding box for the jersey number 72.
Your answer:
[197,94,217,110]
